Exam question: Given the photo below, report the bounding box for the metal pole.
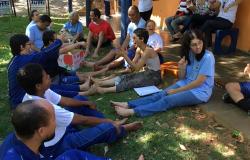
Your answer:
[68,0,73,13]
[120,0,132,44]
[86,0,91,27]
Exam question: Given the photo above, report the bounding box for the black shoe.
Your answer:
[222,93,235,104]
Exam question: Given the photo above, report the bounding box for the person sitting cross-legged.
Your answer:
[17,63,143,158]
[85,8,116,58]
[223,64,250,113]
[111,29,215,117]
[0,99,115,160]
[62,11,84,43]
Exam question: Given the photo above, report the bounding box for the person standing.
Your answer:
[137,0,156,22]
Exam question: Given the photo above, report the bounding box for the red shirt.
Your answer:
[89,20,116,41]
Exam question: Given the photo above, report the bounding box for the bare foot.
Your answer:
[122,121,143,132]
[110,100,129,108]
[80,77,91,91]
[86,85,97,95]
[81,61,95,67]
[138,154,144,160]
[114,118,128,125]
[92,54,99,58]
[96,85,106,94]
[115,106,135,117]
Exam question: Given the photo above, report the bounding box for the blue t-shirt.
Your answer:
[176,50,215,102]
[0,133,107,160]
[25,21,36,36]
[26,25,45,49]
[7,40,62,109]
[63,21,83,36]
[127,17,146,47]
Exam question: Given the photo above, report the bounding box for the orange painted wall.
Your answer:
[133,0,250,52]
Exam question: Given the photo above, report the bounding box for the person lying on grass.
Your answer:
[111,29,215,117]
[89,28,161,94]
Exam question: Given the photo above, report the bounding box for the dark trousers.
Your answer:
[189,14,216,29]
[201,17,233,47]
[140,7,153,22]
[104,1,110,16]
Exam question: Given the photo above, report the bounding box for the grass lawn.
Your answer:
[0,16,250,160]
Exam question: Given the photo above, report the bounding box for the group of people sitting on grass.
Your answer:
[0,0,248,159]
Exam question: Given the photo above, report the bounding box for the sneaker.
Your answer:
[222,93,235,104]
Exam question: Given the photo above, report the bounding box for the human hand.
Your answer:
[87,101,97,110]
[243,64,250,78]
[178,56,187,68]
[166,89,178,95]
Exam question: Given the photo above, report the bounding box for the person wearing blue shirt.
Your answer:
[111,29,215,117]
[62,11,84,42]
[7,34,62,109]
[0,99,111,160]
[25,10,40,36]
[26,14,52,51]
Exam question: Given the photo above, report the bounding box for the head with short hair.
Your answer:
[133,28,149,44]
[37,15,52,30]
[90,8,101,22]
[43,30,56,46]
[69,11,79,24]
[9,34,30,56]
[12,99,55,140]
[128,5,140,23]
[29,10,39,22]
[181,29,206,64]
[146,20,156,35]
[17,63,51,95]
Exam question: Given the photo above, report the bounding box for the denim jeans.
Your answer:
[124,46,136,68]
[47,123,126,158]
[165,15,191,36]
[64,95,105,118]
[128,83,203,117]
[201,17,233,47]
[104,0,110,17]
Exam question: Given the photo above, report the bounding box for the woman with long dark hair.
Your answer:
[112,29,215,117]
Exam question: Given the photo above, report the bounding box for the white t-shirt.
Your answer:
[218,0,238,23]
[22,89,74,147]
[147,32,163,51]
[127,18,146,47]
[138,0,153,12]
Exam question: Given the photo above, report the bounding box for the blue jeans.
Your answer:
[64,95,105,118]
[104,0,110,17]
[128,83,203,117]
[165,15,191,36]
[47,123,126,158]
[56,149,110,160]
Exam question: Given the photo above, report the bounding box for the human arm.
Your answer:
[243,63,250,78]
[121,34,131,50]
[59,96,96,109]
[167,75,207,95]
[118,48,149,71]
[59,41,86,54]
[178,57,187,79]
